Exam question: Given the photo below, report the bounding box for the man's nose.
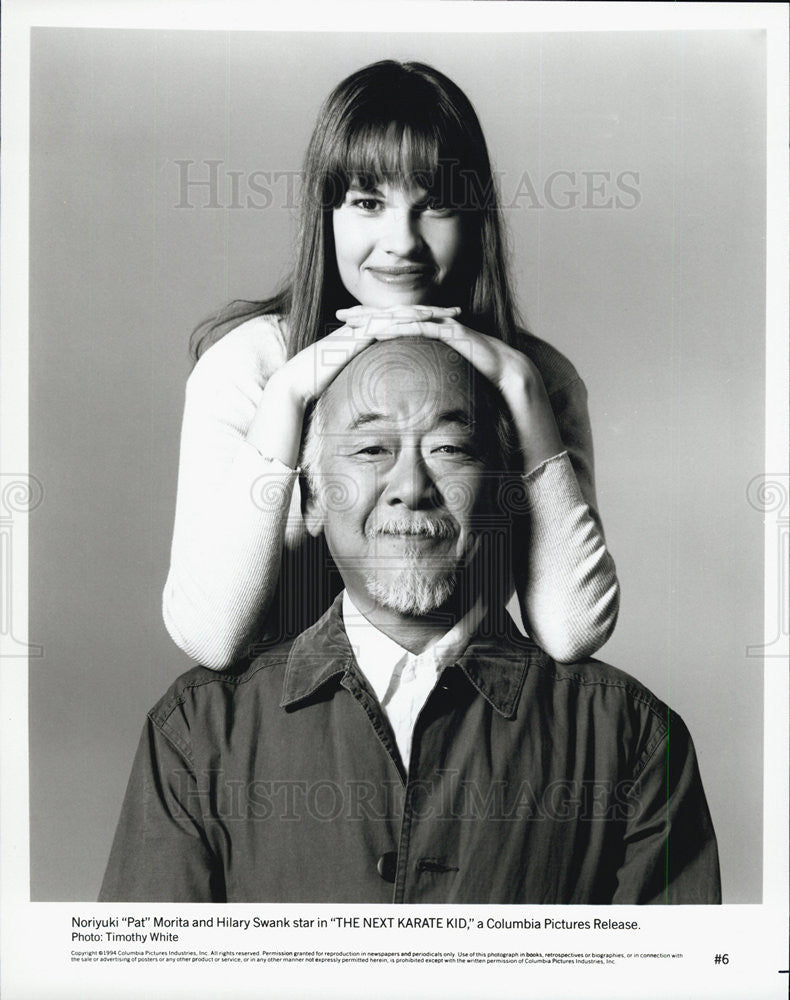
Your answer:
[381,207,423,258]
[382,447,437,509]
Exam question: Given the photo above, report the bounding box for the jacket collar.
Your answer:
[280,595,543,719]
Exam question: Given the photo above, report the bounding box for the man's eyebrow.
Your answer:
[435,409,474,428]
[347,411,387,430]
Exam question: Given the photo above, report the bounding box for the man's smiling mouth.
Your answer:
[368,518,457,540]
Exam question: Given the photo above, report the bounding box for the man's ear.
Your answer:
[301,476,324,538]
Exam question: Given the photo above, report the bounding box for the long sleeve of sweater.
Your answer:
[162,317,298,668]
[512,331,619,661]
[516,450,619,662]
[162,318,619,668]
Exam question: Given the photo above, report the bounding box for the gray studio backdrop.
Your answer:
[29,28,765,901]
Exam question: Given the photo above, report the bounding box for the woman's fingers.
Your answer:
[335,304,460,315]
[336,304,461,325]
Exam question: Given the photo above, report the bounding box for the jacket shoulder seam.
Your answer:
[533,660,670,730]
[150,653,292,750]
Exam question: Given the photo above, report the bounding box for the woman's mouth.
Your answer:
[365,265,435,286]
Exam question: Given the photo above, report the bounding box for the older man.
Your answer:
[100,339,720,904]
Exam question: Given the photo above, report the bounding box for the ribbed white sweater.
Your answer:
[162,317,619,667]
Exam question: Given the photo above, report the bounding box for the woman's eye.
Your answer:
[421,199,456,217]
[350,197,382,212]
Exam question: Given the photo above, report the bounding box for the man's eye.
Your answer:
[432,444,470,456]
[355,445,389,456]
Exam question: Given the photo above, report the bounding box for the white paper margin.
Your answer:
[1,2,787,999]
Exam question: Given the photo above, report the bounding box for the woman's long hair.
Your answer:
[190,60,523,361]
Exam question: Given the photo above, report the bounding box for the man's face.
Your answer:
[305,340,499,618]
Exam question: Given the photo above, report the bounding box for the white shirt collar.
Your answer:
[341,590,412,705]
[343,590,486,716]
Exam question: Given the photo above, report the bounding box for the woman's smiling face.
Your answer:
[332,181,467,308]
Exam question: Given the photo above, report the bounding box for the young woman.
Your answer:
[163,60,619,668]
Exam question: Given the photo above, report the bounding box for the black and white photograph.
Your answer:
[1,1,787,998]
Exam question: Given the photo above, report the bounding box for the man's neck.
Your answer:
[343,587,469,655]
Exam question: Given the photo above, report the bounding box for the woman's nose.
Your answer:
[381,208,423,258]
[382,448,437,509]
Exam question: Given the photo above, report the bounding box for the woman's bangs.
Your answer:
[332,120,449,200]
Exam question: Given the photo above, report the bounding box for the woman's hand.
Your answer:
[336,305,563,473]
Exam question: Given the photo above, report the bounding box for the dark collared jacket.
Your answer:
[100,598,720,904]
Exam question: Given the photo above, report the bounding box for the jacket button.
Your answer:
[377,852,397,883]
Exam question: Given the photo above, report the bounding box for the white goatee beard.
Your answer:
[362,517,462,615]
[364,564,458,616]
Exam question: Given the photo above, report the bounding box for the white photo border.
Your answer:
[1,2,787,999]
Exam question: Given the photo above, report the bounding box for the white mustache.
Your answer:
[367,518,457,539]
